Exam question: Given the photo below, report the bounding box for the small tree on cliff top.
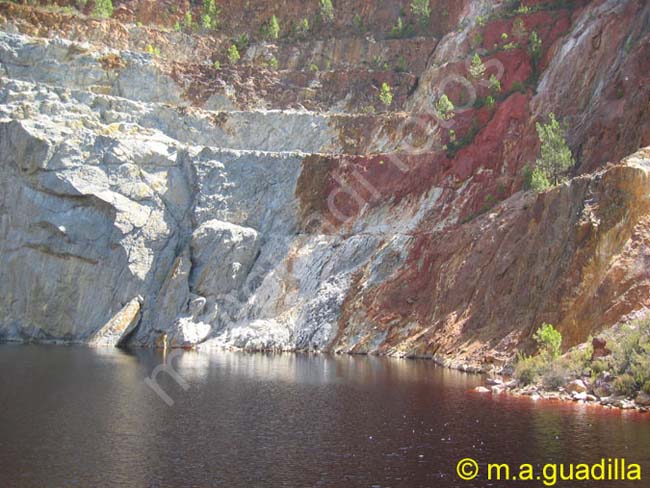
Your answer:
[535,113,575,185]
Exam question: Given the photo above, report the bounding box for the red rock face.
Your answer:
[531,0,650,172]
[331,150,650,365]
[304,0,650,363]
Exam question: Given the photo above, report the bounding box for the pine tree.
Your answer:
[410,0,431,25]
[264,15,280,40]
[319,0,334,23]
[488,74,501,93]
[379,83,393,107]
[227,44,240,64]
[469,53,486,80]
[529,31,542,60]
[535,113,575,185]
[435,94,455,120]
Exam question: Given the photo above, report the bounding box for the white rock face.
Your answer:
[0,31,421,350]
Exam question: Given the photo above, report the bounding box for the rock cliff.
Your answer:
[0,0,649,368]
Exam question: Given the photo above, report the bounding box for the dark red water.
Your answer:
[0,345,648,487]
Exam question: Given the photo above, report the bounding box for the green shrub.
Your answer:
[294,17,310,36]
[145,44,161,57]
[227,44,240,64]
[184,11,193,31]
[269,56,279,69]
[631,354,650,388]
[618,321,650,380]
[234,34,250,53]
[515,353,546,385]
[263,15,280,40]
[543,362,568,390]
[93,0,113,18]
[559,344,594,378]
[591,357,616,378]
[489,74,502,92]
[446,121,481,157]
[529,31,542,59]
[389,17,414,38]
[530,166,550,192]
[410,0,431,25]
[435,94,455,120]
[309,63,319,72]
[643,381,650,395]
[485,95,496,109]
[202,0,220,30]
[379,82,393,107]
[213,60,221,70]
[535,113,575,186]
[319,0,334,23]
[512,18,527,42]
[533,323,562,359]
[469,53,486,80]
[613,374,637,397]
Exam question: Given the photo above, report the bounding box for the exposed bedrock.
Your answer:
[0,0,649,368]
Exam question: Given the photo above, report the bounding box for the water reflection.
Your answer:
[0,346,649,488]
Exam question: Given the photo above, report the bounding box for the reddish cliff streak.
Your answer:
[1,0,650,363]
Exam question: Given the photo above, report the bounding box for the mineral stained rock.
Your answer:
[0,0,649,366]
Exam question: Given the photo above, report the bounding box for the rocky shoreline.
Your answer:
[475,377,650,414]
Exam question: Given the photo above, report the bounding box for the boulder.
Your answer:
[635,392,650,407]
[566,379,588,394]
[485,377,504,386]
[166,317,212,348]
[592,373,615,398]
[591,337,612,360]
[88,297,142,347]
[572,392,588,402]
[189,220,260,297]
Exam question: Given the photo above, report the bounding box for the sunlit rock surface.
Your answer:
[1,0,649,367]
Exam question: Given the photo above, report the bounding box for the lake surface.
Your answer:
[0,346,649,487]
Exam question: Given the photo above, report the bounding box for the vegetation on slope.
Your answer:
[514,320,650,405]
